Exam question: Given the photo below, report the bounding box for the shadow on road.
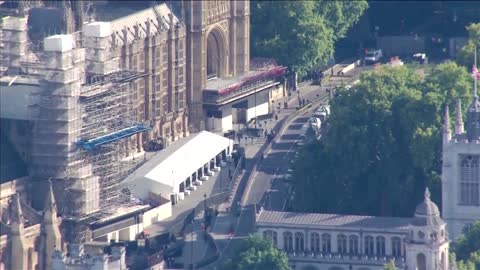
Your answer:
[280,134,301,141]
[293,116,309,123]
[271,142,295,150]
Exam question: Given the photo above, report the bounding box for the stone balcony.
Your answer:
[203,78,279,106]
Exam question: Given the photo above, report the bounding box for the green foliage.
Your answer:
[384,261,398,270]
[220,234,290,270]
[456,23,480,67]
[250,0,367,76]
[454,251,480,270]
[454,221,480,261]
[291,63,473,217]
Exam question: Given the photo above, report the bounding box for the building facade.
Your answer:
[441,82,480,240]
[256,189,449,270]
[0,0,268,245]
[0,182,62,270]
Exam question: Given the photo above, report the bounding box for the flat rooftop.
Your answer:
[205,69,266,92]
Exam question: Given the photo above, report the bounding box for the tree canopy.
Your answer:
[220,234,290,270]
[384,261,398,270]
[290,63,473,217]
[455,221,480,260]
[452,221,480,270]
[456,23,480,68]
[250,0,368,76]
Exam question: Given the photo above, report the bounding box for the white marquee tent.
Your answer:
[126,131,233,200]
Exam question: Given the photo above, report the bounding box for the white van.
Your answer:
[365,49,383,64]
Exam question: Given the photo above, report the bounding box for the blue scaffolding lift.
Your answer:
[76,124,152,150]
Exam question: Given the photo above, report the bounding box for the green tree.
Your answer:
[250,0,367,76]
[384,261,398,270]
[220,234,290,270]
[456,23,480,68]
[454,221,480,261]
[291,63,472,217]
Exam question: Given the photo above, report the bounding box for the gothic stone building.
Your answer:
[256,189,449,270]
[442,79,480,240]
[0,181,62,270]
[0,0,284,244]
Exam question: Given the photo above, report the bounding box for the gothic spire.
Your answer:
[10,194,23,232]
[9,194,27,270]
[443,105,451,144]
[43,180,57,223]
[455,99,464,135]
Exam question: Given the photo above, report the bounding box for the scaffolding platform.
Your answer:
[76,125,151,150]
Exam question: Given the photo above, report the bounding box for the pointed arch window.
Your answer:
[460,155,480,206]
[263,230,277,248]
[365,235,374,256]
[392,237,402,257]
[321,233,331,253]
[349,235,359,255]
[283,231,293,251]
[376,236,386,256]
[337,234,347,254]
[294,232,304,252]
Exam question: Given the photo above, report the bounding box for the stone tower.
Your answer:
[405,188,449,270]
[184,0,250,130]
[442,51,480,240]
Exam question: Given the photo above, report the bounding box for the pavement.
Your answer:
[143,160,235,236]
[169,65,366,268]
[198,69,366,269]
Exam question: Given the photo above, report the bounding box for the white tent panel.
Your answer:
[144,131,232,193]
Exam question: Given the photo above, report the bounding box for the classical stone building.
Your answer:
[256,189,449,270]
[442,72,480,240]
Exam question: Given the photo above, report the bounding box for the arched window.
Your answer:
[283,231,293,251]
[295,232,305,252]
[392,237,402,257]
[460,155,480,206]
[364,235,374,256]
[322,233,331,253]
[263,230,278,248]
[337,234,347,254]
[416,253,427,270]
[349,235,359,255]
[310,232,320,253]
[376,236,386,256]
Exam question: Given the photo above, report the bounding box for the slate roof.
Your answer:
[257,210,412,231]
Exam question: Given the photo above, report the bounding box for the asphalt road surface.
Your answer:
[202,69,365,269]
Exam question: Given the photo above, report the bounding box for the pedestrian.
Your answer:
[264,129,268,138]
[275,114,278,121]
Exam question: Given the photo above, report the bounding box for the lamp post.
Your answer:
[203,193,207,225]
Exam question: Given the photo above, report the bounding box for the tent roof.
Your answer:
[125,131,233,197]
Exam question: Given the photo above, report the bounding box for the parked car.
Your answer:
[365,49,383,65]
[313,105,330,122]
[308,117,322,130]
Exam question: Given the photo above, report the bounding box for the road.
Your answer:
[197,65,367,269]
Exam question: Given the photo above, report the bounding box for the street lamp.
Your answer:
[204,193,207,212]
